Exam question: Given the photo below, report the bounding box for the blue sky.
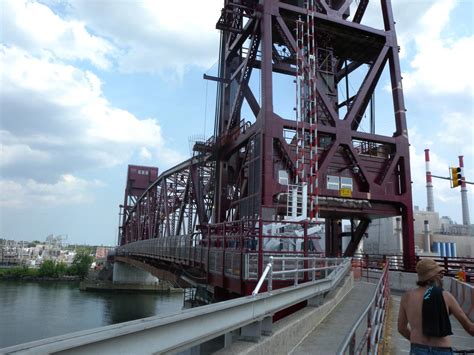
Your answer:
[1,0,473,246]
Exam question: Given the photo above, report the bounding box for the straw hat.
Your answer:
[416,258,443,282]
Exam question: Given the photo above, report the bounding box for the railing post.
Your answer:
[304,221,308,282]
[258,218,263,279]
[366,309,372,354]
[312,258,316,281]
[325,258,328,278]
[223,223,226,280]
[349,333,356,354]
[268,256,273,293]
[365,254,369,281]
[240,220,244,284]
[294,258,299,286]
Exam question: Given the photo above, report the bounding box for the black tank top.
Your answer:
[422,286,453,337]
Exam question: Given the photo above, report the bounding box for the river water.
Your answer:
[0,281,184,349]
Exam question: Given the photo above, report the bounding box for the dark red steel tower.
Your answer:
[117,0,416,298]
[211,0,414,266]
[119,165,159,245]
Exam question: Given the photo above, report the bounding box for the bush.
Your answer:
[68,251,94,279]
[38,260,57,277]
[56,262,68,277]
[0,266,38,278]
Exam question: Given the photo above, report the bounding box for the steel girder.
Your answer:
[120,154,215,245]
[211,0,415,267]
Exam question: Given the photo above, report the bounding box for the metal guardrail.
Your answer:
[337,262,390,355]
[1,258,352,355]
[352,253,474,283]
[252,256,346,295]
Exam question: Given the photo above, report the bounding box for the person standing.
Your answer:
[398,258,474,354]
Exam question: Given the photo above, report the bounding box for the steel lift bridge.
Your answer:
[116,0,415,301]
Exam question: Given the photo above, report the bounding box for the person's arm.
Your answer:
[398,293,411,340]
[444,291,474,336]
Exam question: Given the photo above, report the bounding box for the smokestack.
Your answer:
[459,156,470,225]
[425,149,435,212]
[423,220,431,253]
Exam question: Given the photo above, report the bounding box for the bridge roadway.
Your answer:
[290,281,376,354]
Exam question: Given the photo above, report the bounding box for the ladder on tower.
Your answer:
[291,0,319,221]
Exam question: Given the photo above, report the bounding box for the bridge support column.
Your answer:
[224,332,233,348]
[240,316,273,341]
[113,261,159,285]
[308,293,324,307]
[178,345,201,355]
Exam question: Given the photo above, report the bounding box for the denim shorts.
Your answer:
[410,343,453,355]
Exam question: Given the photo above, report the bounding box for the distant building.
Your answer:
[364,208,474,257]
[95,247,112,260]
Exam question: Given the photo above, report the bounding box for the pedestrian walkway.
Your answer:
[289,281,377,354]
[386,293,474,354]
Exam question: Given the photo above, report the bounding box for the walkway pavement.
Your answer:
[289,281,377,354]
[386,293,474,354]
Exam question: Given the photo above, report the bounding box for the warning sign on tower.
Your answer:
[340,188,352,198]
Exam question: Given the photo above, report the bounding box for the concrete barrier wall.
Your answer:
[450,278,474,322]
[388,271,418,292]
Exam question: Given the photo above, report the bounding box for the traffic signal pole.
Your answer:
[459,156,471,225]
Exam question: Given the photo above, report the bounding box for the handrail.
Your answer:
[1,259,351,355]
[337,261,390,355]
[252,258,273,296]
[252,256,347,295]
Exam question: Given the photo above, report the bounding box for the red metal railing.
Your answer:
[338,261,391,354]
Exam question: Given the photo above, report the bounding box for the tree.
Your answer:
[69,251,93,279]
[38,260,57,277]
[56,261,68,277]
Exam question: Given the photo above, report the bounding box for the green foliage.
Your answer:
[0,266,38,278]
[37,260,71,278]
[38,260,57,277]
[56,262,68,277]
[69,251,94,279]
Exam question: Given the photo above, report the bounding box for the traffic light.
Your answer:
[451,167,463,188]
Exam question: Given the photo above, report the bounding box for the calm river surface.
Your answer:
[0,281,184,348]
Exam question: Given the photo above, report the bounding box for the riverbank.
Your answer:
[79,279,183,294]
[0,275,80,282]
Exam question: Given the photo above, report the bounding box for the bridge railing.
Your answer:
[252,256,345,295]
[1,258,352,355]
[337,261,390,355]
[352,253,474,283]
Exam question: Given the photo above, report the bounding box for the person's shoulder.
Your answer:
[401,288,416,302]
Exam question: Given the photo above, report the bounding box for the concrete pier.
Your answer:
[113,261,160,285]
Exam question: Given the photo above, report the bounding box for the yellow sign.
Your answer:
[340,188,352,197]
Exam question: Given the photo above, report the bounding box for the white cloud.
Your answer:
[139,147,152,160]
[1,0,114,69]
[67,0,221,75]
[0,45,181,186]
[0,175,103,208]
[436,112,474,152]
[399,0,474,96]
